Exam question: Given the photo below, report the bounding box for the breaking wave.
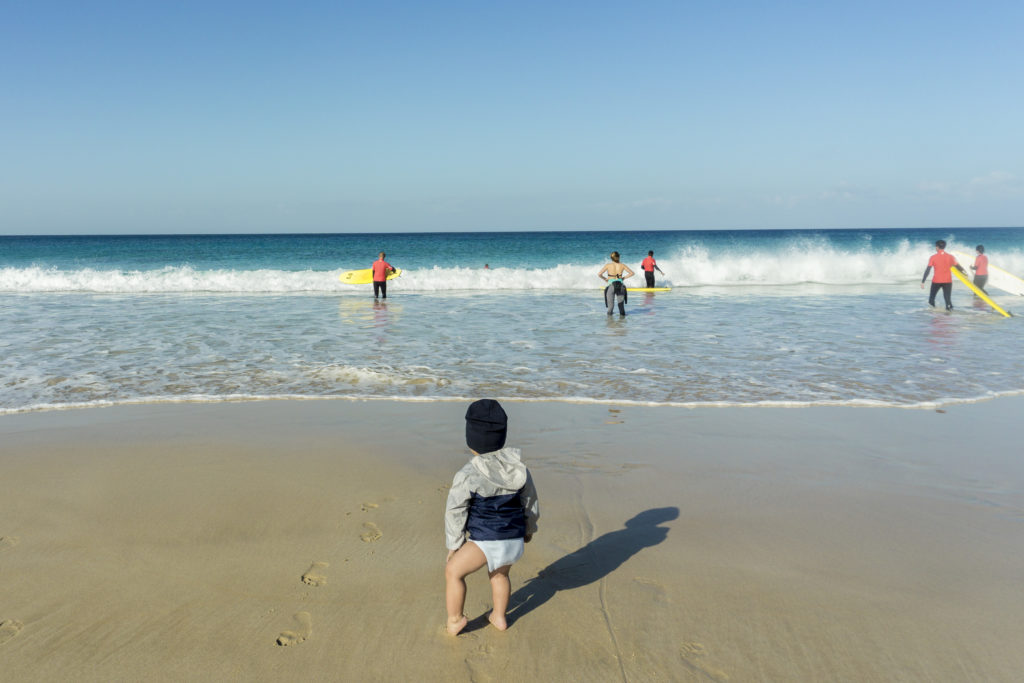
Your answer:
[4,239,1021,293]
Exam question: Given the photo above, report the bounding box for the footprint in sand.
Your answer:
[633,577,671,604]
[360,522,382,543]
[0,620,24,646]
[0,536,19,552]
[276,612,312,646]
[360,502,379,512]
[464,643,495,682]
[301,561,329,587]
[679,642,729,682]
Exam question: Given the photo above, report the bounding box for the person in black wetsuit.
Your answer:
[598,252,635,316]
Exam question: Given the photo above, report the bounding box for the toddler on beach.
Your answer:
[444,399,539,635]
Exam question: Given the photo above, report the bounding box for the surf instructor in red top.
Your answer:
[920,240,965,310]
[970,244,989,294]
[640,251,664,288]
[372,252,396,299]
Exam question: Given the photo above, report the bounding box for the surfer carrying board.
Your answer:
[372,252,396,299]
[970,245,989,294]
[599,252,635,316]
[640,251,664,288]
[920,240,966,311]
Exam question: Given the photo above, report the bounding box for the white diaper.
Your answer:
[469,538,524,572]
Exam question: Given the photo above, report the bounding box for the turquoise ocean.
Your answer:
[2,228,1023,414]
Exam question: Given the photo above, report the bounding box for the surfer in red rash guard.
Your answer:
[371,252,395,299]
[640,251,664,288]
[971,245,989,294]
[920,240,966,310]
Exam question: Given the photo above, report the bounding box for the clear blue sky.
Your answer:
[2,0,1022,234]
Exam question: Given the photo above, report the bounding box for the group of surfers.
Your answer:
[368,249,667,316]
[921,241,989,311]
[370,242,994,315]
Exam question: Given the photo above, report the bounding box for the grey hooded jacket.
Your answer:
[445,447,540,551]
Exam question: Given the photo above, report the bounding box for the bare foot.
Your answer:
[488,613,508,631]
[446,614,468,636]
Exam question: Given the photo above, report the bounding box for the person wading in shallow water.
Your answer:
[970,244,989,294]
[598,252,635,316]
[639,250,664,288]
[920,239,965,311]
[371,251,395,299]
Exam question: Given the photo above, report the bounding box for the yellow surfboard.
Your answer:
[627,287,672,292]
[951,268,1011,317]
[339,267,402,285]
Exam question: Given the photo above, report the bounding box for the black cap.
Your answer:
[465,399,507,453]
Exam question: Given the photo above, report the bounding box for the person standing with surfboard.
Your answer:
[599,252,635,316]
[640,251,664,288]
[372,252,396,299]
[970,245,989,294]
[920,240,966,310]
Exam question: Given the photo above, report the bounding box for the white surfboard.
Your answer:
[950,250,1024,297]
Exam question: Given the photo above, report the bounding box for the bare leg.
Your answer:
[445,542,487,635]
[488,565,512,630]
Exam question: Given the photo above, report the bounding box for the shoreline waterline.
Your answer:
[6,386,1024,417]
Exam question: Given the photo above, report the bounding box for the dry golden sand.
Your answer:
[1,399,1023,681]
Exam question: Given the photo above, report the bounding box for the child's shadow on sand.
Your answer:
[465,506,679,632]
